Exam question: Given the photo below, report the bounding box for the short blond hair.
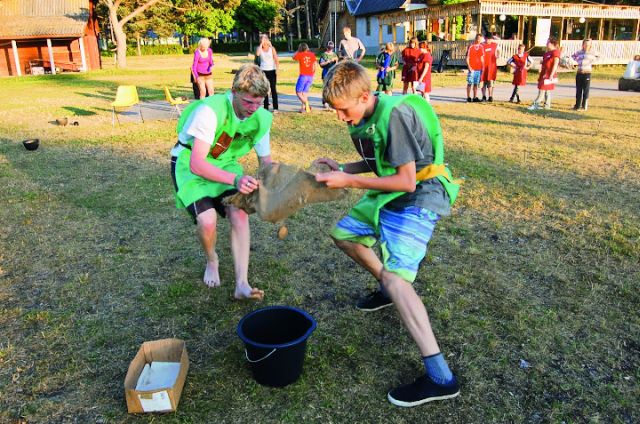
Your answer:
[323,60,370,106]
[198,38,211,49]
[232,64,270,97]
[385,42,395,53]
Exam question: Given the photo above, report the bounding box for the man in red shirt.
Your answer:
[481,34,500,102]
[466,34,485,102]
[293,43,317,113]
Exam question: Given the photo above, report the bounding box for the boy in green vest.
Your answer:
[170,64,273,300]
[315,60,460,407]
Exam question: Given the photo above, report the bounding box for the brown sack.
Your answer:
[224,163,347,223]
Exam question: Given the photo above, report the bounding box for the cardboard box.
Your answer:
[124,338,189,413]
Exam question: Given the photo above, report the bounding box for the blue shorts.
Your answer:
[296,75,313,93]
[331,206,440,282]
[467,70,482,85]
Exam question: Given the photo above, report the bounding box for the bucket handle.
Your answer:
[245,348,277,363]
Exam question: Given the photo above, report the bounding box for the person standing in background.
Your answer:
[192,38,214,99]
[572,39,599,111]
[319,41,339,109]
[339,26,366,62]
[481,34,499,102]
[376,42,398,95]
[528,37,560,111]
[466,34,485,102]
[507,44,532,103]
[416,41,433,102]
[256,34,280,113]
[293,43,317,113]
[401,37,421,94]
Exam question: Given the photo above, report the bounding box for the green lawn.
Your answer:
[0,54,638,423]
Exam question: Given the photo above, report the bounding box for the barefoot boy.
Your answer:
[315,61,461,407]
[170,64,272,300]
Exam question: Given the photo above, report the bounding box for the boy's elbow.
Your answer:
[190,159,203,176]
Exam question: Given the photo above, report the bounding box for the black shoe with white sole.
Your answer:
[388,375,460,407]
[356,290,393,311]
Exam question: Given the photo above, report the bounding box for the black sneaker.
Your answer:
[388,375,460,407]
[467,97,472,103]
[481,96,487,102]
[356,290,392,311]
[472,97,481,102]
[488,96,493,102]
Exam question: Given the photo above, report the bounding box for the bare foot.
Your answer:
[234,283,264,301]
[203,255,220,288]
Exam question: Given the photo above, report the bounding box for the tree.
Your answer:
[99,0,164,68]
[177,4,235,46]
[235,0,282,36]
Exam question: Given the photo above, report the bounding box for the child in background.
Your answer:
[293,43,317,113]
[466,34,485,102]
[416,41,433,102]
[528,37,560,110]
[401,37,421,94]
[319,41,339,109]
[507,44,531,103]
[376,42,398,95]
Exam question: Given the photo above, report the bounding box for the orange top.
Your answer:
[293,51,317,76]
[467,44,485,71]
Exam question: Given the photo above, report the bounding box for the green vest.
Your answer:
[173,91,272,208]
[347,93,460,229]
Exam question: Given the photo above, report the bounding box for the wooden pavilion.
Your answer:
[378,0,640,66]
[0,0,101,77]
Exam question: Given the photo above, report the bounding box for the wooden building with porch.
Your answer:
[0,0,101,77]
[377,0,640,67]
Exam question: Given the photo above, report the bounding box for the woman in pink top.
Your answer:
[192,38,214,99]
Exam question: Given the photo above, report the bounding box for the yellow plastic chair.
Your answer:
[111,85,143,126]
[164,86,189,120]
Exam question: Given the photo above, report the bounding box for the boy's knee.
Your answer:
[381,270,411,293]
[331,236,351,251]
[228,208,249,229]
[197,212,217,234]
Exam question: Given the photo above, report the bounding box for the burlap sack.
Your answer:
[224,163,347,223]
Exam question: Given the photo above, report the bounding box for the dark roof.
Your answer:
[0,0,89,39]
[352,0,409,17]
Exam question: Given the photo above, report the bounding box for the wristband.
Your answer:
[338,164,345,172]
[234,174,242,189]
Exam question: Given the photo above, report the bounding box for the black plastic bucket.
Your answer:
[237,306,317,387]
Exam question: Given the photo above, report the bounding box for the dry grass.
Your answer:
[0,54,638,423]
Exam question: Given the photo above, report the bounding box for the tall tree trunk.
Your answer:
[296,0,302,39]
[305,1,312,40]
[109,6,128,68]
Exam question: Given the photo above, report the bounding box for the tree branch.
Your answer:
[120,0,163,25]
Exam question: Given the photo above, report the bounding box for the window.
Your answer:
[387,25,393,35]
[366,17,371,36]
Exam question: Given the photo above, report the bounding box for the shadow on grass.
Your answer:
[62,106,97,116]
[1,126,638,423]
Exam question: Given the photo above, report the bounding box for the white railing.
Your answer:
[390,39,639,66]
[391,39,521,66]
[560,40,640,64]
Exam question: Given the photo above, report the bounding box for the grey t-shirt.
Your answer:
[383,103,451,216]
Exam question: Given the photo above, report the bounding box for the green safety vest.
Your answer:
[347,93,461,230]
[173,91,272,208]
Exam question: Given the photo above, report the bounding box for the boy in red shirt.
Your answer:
[466,34,485,102]
[293,43,317,113]
[481,34,499,102]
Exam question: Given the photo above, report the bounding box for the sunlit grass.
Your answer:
[0,54,638,423]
